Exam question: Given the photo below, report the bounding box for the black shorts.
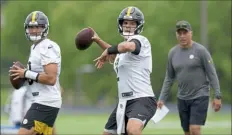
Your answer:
[21,103,59,134]
[104,97,157,134]
[178,96,209,132]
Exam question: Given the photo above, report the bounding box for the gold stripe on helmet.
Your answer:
[126,7,132,16]
[31,11,37,23]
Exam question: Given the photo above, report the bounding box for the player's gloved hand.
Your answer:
[157,100,164,109]
[212,98,222,112]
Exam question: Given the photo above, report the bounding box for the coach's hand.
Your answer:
[212,99,222,112]
[157,100,164,109]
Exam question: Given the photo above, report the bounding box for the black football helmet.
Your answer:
[24,11,49,42]
[117,6,145,36]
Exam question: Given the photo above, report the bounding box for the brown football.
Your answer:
[9,61,26,89]
[75,28,94,50]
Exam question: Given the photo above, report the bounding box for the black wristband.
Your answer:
[24,69,28,78]
[35,73,40,82]
[107,45,119,54]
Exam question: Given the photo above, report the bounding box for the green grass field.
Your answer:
[1,89,231,134]
[1,112,231,135]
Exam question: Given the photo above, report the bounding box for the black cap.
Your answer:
[176,20,192,31]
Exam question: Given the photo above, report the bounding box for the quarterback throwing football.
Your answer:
[92,6,157,135]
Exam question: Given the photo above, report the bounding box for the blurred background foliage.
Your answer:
[1,1,231,105]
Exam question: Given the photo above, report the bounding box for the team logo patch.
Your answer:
[189,54,194,59]
[23,119,28,124]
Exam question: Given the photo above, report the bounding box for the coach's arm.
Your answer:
[157,49,176,108]
[200,47,222,112]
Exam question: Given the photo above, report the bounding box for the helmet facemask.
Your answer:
[25,23,49,42]
[118,19,144,39]
[119,21,133,39]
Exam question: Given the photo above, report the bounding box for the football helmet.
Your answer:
[117,6,145,37]
[24,11,49,42]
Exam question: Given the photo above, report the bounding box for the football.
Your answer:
[9,61,26,89]
[75,27,94,50]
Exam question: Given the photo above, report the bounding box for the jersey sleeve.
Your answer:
[128,35,151,57]
[40,43,61,66]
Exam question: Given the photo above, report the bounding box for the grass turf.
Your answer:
[1,112,231,134]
